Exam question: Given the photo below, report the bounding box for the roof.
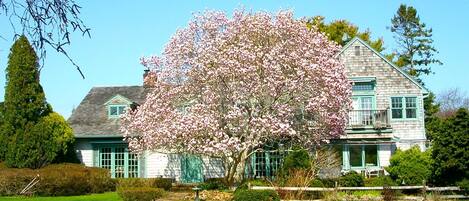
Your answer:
[68,86,152,137]
[337,37,429,95]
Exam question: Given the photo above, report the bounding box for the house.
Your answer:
[70,37,428,181]
[246,37,428,178]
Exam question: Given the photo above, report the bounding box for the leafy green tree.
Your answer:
[390,4,442,78]
[386,146,432,185]
[1,36,74,168]
[307,16,385,52]
[431,108,469,185]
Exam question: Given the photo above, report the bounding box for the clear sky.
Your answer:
[0,1,468,118]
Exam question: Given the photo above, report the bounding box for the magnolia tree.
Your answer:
[121,9,351,185]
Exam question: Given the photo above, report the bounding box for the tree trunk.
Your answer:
[224,150,249,187]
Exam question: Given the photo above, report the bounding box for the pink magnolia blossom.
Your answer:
[121,9,351,184]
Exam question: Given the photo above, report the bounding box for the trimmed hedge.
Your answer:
[117,187,165,201]
[117,178,172,191]
[365,176,396,187]
[233,189,280,201]
[0,163,115,196]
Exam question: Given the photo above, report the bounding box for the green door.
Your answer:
[180,154,203,183]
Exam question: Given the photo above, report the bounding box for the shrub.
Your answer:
[117,178,172,191]
[199,178,227,190]
[0,163,115,196]
[339,171,364,187]
[365,176,396,187]
[309,179,324,187]
[386,146,432,185]
[457,179,469,195]
[117,187,165,201]
[233,189,280,201]
[0,166,36,196]
[151,178,173,191]
[281,149,311,174]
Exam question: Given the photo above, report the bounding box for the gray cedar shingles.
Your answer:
[68,86,151,137]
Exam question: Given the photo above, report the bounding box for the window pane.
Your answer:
[118,106,126,115]
[392,109,403,118]
[100,147,112,171]
[255,152,267,177]
[115,147,125,178]
[364,145,378,166]
[110,106,118,115]
[405,97,417,108]
[269,151,283,177]
[352,83,374,91]
[406,109,417,118]
[128,153,139,178]
[391,97,403,119]
[391,97,402,108]
[349,146,362,167]
[361,97,373,110]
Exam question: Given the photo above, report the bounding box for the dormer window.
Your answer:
[109,105,127,117]
[104,94,133,118]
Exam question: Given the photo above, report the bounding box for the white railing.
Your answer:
[348,110,390,129]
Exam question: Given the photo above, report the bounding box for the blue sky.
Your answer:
[0,1,468,118]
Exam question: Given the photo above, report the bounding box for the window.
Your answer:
[352,82,374,91]
[96,144,139,178]
[391,97,403,118]
[109,105,127,117]
[348,145,378,168]
[250,150,286,179]
[354,46,360,56]
[349,145,362,167]
[391,97,418,119]
[405,97,417,118]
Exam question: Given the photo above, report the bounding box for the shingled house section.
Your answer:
[69,86,149,137]
[69,85,224,181]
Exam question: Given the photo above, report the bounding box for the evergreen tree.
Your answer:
[1,36,73,168]
[431,108,469,185]
[390,4,442,78]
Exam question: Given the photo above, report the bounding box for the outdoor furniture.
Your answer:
[365,165,381,178]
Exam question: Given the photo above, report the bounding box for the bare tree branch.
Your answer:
[0,0,90,79]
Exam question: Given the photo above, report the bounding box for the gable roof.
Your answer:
[337,37,429,94]
[104,94,133,105]
[68,86,152,137]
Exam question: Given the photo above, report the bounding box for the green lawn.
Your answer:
[0,192,121,201]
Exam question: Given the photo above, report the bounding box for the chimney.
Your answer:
[143,69,150,81]
[143,69,157,87]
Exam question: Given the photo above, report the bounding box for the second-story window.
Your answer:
[109,105,127,117]
[354,46,360,56]
[352,82,374,91]
[391,97,417,119]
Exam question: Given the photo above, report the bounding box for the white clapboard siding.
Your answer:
[378,144,391,167]
[145,152,182,180]
[75,139,94,167]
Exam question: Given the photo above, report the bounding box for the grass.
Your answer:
[0,192,121,201]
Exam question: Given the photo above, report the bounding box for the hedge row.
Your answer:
[0,163,115,196]
[116,178,173,191]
